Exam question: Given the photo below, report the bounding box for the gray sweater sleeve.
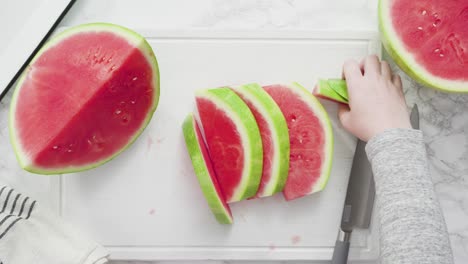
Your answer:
[365,128,453,264]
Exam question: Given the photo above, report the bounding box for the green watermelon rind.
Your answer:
[9,23,160,175]
[233,83,290,197]
[326,79,349,101]
[195,88,263,202]
[379,0,468,93]
[182,114,233,224]
[289,82,334,193]
[315,79,348,104]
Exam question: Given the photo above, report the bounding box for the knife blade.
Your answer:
[410,104,419,129]
[331,104,420,264]
[331,137,374,264]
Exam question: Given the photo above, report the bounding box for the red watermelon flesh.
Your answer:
[245,106,277,198]
[264,83,333,201]
[253,113,274,194]
[196,98,245,201]
[388,0,468,81]
[237,98,274,196]
[193,119,232,220]
[182,115,232,224]
[10,24,159,174]
[195,88,263,203]
[232,84,289,198]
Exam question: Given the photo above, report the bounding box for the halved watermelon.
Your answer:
[264,83,333,201]
[313,79,348,104]
[182,114,233,224]
[379,0,468,92]
[10,23,159,174]
[232,83,290,198]
[196,88,263,203]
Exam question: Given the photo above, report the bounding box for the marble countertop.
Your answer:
[1,0,467,263]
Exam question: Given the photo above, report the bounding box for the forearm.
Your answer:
[366,129,453,264]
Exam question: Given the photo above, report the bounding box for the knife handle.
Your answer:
[331,229,351,264]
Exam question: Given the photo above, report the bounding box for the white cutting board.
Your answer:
[49,29,380,261]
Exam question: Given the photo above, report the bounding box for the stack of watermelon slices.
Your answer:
[182,83,333,224]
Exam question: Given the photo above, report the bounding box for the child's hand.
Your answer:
[338,55,411,142]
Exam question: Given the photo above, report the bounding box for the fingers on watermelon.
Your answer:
[232,83,290,198]
[313,79,348,104]
[182,114,233,224]
[264,83,334,201]
[9,23,160,174]
[195,88,263,203]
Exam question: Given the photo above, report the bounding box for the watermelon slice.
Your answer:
[10,23,159,174]
[232,83,290,198]
[182,114,233,224]
[322,79,349,100]
[195,88,263,203]
[264,83,333,201]
[313,79,348,104]
[379,0,468,92]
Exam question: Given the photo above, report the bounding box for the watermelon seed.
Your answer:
[434,48,440,53]
[67,149,73,153]
[130,100,136,104]
[52,145,59,150]
[132,77,138,81]
[421,10,427,15]
[290,115,297,122]
[433,19,441,27]
[439,53,444,57]
[417,26,423,30]
[115,109,122,115]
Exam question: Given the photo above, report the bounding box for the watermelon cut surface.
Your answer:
[182,114,233,224]
[196,88,263,203]
[10,23,159,174]
[232,83,290,198]
[264,83,333,201]
[379,0,468,92]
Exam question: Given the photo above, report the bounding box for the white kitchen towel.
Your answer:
[0,184,108,264]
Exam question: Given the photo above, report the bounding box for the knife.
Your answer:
[410,104,419,130]
[331,104,419,264]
